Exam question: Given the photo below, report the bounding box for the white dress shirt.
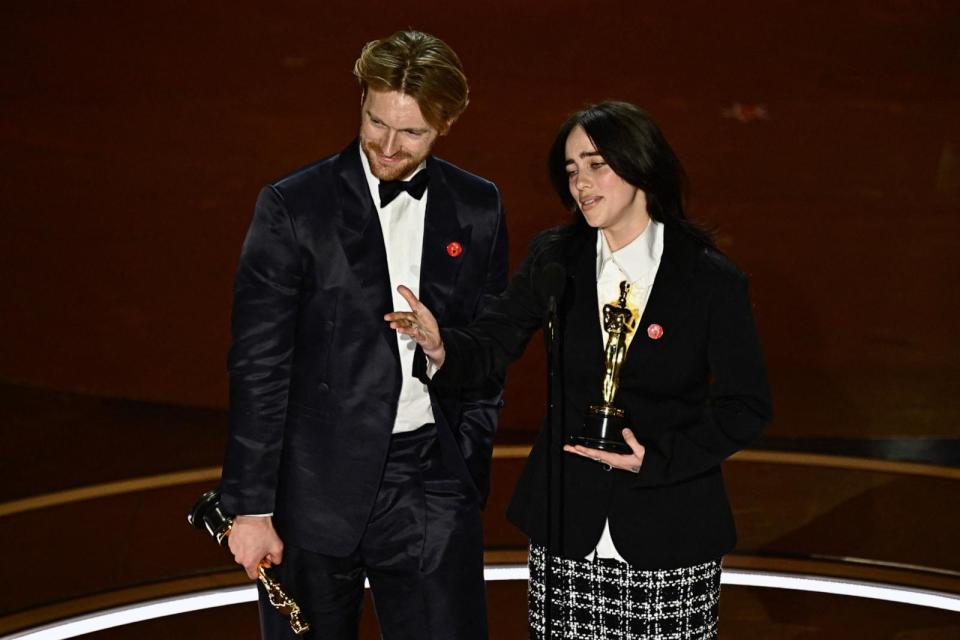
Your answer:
[359,145,436,433]
[590,219,664,561]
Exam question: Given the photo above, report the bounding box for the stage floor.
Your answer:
[1,383,958,637]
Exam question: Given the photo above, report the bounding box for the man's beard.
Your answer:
[361,138,426,182]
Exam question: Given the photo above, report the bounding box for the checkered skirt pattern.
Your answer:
[528,544,721,640]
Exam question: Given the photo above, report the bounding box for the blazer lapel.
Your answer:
[333,141,399,362]
[418,157,468,324]
[623,225,698,366]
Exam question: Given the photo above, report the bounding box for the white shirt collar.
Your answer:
[596,219,664,287]
[358,141,428,210]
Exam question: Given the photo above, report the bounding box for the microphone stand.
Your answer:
[544,294,563,640]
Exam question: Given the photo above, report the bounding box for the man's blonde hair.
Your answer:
[354,30,469,134]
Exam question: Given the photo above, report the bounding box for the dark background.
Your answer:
[2,0,959,440]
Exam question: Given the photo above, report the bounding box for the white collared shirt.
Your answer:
[591,219,664,561]
[596,219,664,351]
[359,145,436,434]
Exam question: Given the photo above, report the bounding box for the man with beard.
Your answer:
[219,30,507,640]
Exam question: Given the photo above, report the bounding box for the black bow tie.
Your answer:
[378,170,429,207]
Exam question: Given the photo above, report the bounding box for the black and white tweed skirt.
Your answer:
[528,544,721,640]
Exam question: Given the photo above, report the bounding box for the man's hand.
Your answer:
[384,285,445,367]
[228,515,284,580]
[563,428,646,473]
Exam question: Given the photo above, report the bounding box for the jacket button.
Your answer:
[318,383,329,393]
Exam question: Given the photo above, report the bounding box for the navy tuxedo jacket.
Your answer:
[433,223,771,569]
[220,141,508,556]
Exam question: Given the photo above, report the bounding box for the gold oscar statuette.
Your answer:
[188,489,311,635]
[568,280,635,454]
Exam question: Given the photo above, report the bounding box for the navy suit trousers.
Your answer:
[258,423,488,640]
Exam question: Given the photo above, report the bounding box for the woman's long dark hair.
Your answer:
[548,101,714,248]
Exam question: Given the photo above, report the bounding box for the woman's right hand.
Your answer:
[385,285,445,367]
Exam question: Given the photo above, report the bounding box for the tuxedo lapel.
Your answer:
[419,157,468,324]
[333,141,399,362]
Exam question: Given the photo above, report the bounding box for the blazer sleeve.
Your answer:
[448,197,509,506]
[634,271,771,487]
[220,186,302,515]
[429,230,553,390]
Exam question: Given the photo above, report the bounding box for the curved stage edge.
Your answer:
[3,447,960,638]
[3,558,959,639]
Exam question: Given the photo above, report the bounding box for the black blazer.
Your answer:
[220,141,508,556]
[433,222,771,569]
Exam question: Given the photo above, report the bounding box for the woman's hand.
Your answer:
[563,428,646,473]
[385,285,445,367]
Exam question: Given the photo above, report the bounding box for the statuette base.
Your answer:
[568,405,632,454]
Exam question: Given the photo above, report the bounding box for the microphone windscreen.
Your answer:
[540,263,567,301]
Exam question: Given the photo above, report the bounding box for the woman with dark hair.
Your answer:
[387,101,771,639]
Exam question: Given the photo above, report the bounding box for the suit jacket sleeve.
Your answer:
[634,271,771,487]
[220,186,302,515]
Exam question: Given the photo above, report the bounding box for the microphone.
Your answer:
[540,262,566,356]
[540,263,567,317]
[538,261,566,639]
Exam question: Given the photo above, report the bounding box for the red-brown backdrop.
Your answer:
[2,0,958,438]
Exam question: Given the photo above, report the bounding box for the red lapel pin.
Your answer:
[446,241,462,257]
[647,323,664,340]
